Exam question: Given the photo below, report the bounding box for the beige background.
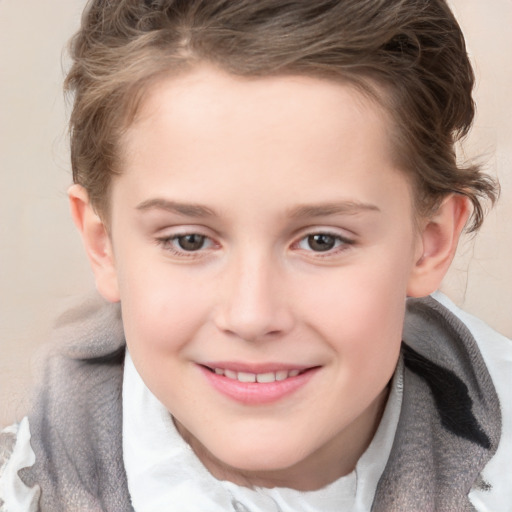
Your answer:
[1,0,511,426]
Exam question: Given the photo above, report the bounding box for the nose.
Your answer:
[213,251,295,342]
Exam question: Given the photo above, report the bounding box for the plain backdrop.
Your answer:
[1,0,511,426]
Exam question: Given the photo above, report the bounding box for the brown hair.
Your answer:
[65,0,498,230]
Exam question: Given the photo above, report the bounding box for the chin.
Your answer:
[227,450,300,473]
[212,436,310,472]
[189,428,307,477]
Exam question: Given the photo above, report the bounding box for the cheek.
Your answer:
[296,249,412,370]
[327,287,405,373]
[116,253,213,358]
[117,265,214,406]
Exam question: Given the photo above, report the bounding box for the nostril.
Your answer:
[212,289,295,342]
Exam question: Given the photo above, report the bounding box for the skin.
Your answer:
[70,66,469,491]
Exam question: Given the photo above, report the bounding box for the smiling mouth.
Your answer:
[202,366,314,383]
[199,364,320,404]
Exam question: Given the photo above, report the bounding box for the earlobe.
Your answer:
[68,184,120,303]
[407,194,470,298]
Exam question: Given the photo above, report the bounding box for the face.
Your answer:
[104,66,424,489]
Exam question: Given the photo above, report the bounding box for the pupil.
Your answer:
[308,234,335,252]
[178,234,205,251]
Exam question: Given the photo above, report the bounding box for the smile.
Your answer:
[210,367,303,383]
[199,364,320,405]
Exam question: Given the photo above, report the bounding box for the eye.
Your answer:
[301,234,337,252]
[156,232,216,256]
[174,234,208,251]
[297,232,353,253]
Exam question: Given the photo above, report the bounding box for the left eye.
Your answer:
[298,233,347,252]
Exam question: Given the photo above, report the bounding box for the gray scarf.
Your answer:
[13,296,501,511]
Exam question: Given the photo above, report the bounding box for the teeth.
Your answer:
[224,369,237,380]
[238,372,256,383]
[256,372,276,383]
[213,368,303,383]
[275,370,288,381]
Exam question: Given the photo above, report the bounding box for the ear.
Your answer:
[407,194,470,298]
[68,184,120,303]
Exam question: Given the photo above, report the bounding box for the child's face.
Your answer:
[103,67,425,488]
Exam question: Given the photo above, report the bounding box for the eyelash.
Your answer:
[155,233,215,259]
[155,230,355,259]
[294,232,355,256]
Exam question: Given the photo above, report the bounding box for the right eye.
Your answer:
[156,232,216,257]
[173,234,209,251]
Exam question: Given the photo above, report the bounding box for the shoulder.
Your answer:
[0,425,18,486]
[0,417,40,511]
[431,291,512,399]
[431,292,512,509]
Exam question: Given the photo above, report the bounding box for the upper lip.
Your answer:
[199,361,316,373]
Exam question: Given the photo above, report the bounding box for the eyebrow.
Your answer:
[287,201,380,218]
[136,198,216,217]
[135,197,380,219]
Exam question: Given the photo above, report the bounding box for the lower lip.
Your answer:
[199,366,318,405]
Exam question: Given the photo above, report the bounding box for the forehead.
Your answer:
[124,66,392,153]
[116,66,412,219]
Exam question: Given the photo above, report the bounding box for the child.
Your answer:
[1,0,510,510]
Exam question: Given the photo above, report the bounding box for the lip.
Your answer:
[201,361,312,374]
[198,362,320,405]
